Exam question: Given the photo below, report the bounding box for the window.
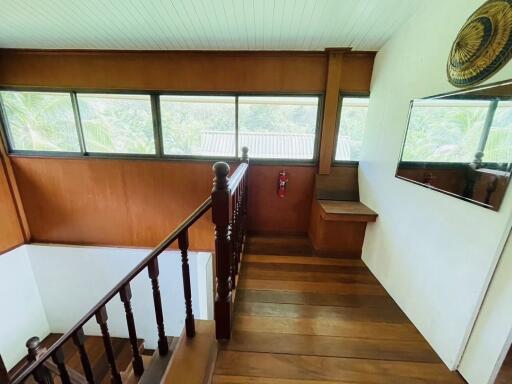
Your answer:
[0,91,79,152]
[484,100,512,163]
[0,90,322,161]
[335,96,369,161]
[160,95,236,157]
[238,96,319,159]
[77,93,155,154]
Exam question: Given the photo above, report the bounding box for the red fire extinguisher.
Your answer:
[277,170,288,198]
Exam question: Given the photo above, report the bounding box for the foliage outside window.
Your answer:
[77,93,155,154]
[335,97,370,161]
[402,99,492,163]
[238,96,319,159]
[0,91,79,152]
[0,90,321,161]
[160,95,236,157]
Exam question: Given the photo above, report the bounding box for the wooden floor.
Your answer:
[496,345,512,384]
[213,236,465,384]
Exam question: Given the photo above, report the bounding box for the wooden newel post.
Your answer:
[0,353,9,384]
[212,161,233,340]
[26,337,53,384]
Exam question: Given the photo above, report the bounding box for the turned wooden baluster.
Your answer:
[72,328,95,384]
[95,306,122,384]
[178,229,196,337]
[0,353,9,384]
[119,283,145,376]
[148,258,169,355]
[241,147,249,251]
[230,189,239,289]
[26,337,53,384]
[212,162,233,339]
[51,347,71,384]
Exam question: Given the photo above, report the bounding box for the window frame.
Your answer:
[0,87,323,165]
[332,92,370,166]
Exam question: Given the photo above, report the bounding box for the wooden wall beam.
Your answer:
[318,51,344,175]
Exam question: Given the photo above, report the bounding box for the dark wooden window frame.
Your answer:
[0,87,324,165]
[332,91,370,166]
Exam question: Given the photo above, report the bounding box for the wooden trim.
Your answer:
[0,127,30,242]
[0,242,24,257]
[318,52,343,174]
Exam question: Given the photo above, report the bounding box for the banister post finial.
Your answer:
[26,337,43,361]
[26,337,53,384]
[213,162,230,191]
[241,147,249,163]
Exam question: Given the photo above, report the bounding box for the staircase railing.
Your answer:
[0,148,249,384]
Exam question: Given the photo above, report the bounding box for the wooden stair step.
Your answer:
[242,267,379,284]
[236,289,397,308]
[239,279,388,295]
[233,315,424,342]
[214,351,465,384]
[221,331,441,363]
[243,254,365,266]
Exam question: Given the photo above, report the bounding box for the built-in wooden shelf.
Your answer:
[318,200,378,222]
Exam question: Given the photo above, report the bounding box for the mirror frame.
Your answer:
[395,78,512,211]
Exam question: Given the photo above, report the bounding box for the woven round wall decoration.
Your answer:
[447,0,512,87]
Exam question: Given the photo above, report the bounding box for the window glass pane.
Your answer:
[402,99,489,162]
[238,96,319,159]
[77,93,155,154]
[484,100,512,163]
[161,95,236,157]
[335,97,369,161]
[0,91,79,152]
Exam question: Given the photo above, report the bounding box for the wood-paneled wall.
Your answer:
[0,155,24,254]
[0,49,373,93]
[10,158,316,250]
[0,49,374,250]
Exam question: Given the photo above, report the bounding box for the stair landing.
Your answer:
[212,237,465,383]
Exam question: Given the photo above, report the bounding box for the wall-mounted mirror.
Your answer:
[396,80,512,210]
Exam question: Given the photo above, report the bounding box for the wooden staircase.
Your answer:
[211,235,467,383]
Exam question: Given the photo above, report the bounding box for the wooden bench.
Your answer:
[308,200,378,258]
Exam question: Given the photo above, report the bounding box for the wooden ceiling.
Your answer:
[0,0,420,51]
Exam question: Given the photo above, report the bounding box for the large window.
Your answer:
[0,91,79,152]
[335,96,370,161]
[160,95,236,157]
[238,96,319,159]
[77,93,155,154]
[0,90,321,161]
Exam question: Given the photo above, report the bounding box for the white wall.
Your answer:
[0,246,50,370]
[359,0,512,371]
[458,227,512,384]
[27,244,213,350]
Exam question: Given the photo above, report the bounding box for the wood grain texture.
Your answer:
[162,320,217,384]
[309,200,368,257]
[0,50,374,94]
[10,158,316,249]
[213,240,463,383]
[318,52,344,175]
[0,149,24,254]
[318,200,378,222]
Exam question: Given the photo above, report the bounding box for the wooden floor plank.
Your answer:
[242,268,378,285]
[221,331,441,363]
[233,315,424,341]
[243,261,370,274]
[244,254,364,266]
[236,289,396,308]
[235,302,409,324]
[215,351,464,384]
[239,279,388,295]
[213,375,348,383]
